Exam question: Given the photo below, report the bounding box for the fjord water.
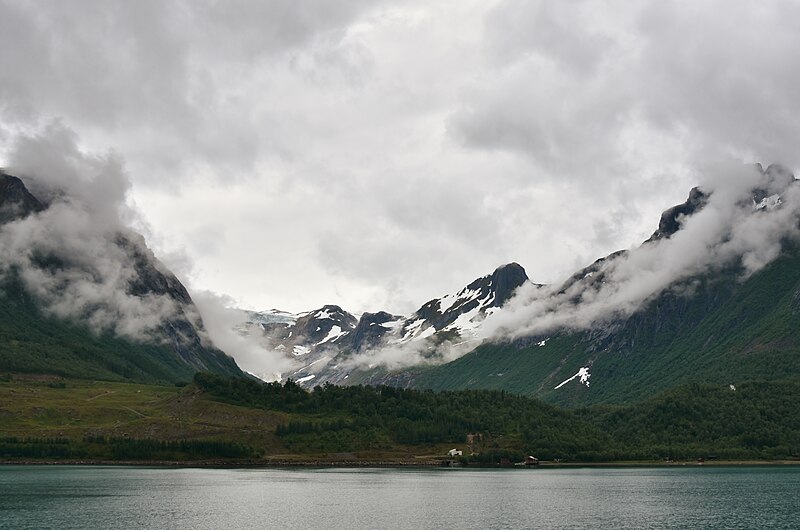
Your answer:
[1,466,797,529]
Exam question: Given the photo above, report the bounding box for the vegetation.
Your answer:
[0,436,252,460]
[580,381,800,461]
[0,375,286,462]
[0,273,241,384]
[194,373,800,462]
[407,243,800,406]
[1,372,797,464]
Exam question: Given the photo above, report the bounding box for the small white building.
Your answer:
[448,449,463,457]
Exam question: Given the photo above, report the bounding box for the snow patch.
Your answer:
[437,293,459,313]
[292,345,311,356]
[414,326,436,341]
[296,374,316,384]
[380,318,405,331]
[317,325,347,345]
[401,318,427,341]
[315,309,334,320]
[437,287,482,314]
[554,367,591,389]
[444,305,483,335]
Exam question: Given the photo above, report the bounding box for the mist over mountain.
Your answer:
[235,262,534,383]
[0,128,244,382]
[402,164,800,404]
[483,163,800,342]
[2,135,799,403]
[237,163,800,404]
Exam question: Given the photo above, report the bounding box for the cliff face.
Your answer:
[0,171,243,383]
[406,170,800,406]
[0,172,45,223]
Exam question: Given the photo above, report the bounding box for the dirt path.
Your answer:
[121,406,148,418]
[87,391,115,401]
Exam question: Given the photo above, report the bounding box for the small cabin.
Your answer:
[525,455,539,466]
[448,449,463,457]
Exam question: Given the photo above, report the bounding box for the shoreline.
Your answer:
[2,458,799,469]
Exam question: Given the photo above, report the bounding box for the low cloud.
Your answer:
[0,122,182,340]
[481,164,800,340]
[336,336,481,374]
[191,291,298,381]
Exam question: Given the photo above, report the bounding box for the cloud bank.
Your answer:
[481,164,800,341]
[2,1,800,317]
[0,122,293,378]
[2,1,800,379]
[0,122,181,339]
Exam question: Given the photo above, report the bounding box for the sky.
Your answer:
[2,0,800,317]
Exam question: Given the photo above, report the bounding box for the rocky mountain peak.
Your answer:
[752,163,797,207]
[646,186,709,243]
[0,171,243,381]
[290,305,358,348]
[349,311,404,352]
[0,171,45,223]
[489,262,530,306]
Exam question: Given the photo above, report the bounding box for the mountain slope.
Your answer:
[241,263,534,385]
[398,172,800,405]
[404,245,800,405]
[0,171,243,383]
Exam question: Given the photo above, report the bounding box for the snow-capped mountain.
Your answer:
[242,163,800,403]
[396,262,534,343]
[240,262,534,386]
[396,163,800,405]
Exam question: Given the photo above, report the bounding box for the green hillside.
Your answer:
[2,374,797,463]
[405,243,800,406]
[0,273,242,384]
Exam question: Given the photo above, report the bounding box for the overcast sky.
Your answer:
[1,0,799,316]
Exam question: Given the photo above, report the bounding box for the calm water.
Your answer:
[0,465,798,529]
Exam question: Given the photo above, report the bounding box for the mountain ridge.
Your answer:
[243,164,800,406]
[0,171,244,383]
[238,262,535,385]
[389,166,800,405]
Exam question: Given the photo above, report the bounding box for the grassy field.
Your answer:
[0,375,466,464]
[2,373,798,465]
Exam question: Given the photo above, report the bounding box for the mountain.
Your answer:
[240,262,534,385]
[241,163,800,406]
[238,164,800,406]
[0,171,243,383]
[391,165,800,405]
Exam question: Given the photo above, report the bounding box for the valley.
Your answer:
[1,373,798,465]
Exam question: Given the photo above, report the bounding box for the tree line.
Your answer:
[194,373,800,461]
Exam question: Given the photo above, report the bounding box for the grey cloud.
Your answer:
[2,0,798,329]
[191,291,298,381]
[0,122,302,378]
[9,121,132,227]
[338,337,479,373]
[481,164,800,341]
[484,0,617,73]
[198,0,380,59]
[452,0,800,176]
[0,0,383,181]
[0,123,184,339]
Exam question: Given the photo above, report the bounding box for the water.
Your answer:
[0,465,798,529]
